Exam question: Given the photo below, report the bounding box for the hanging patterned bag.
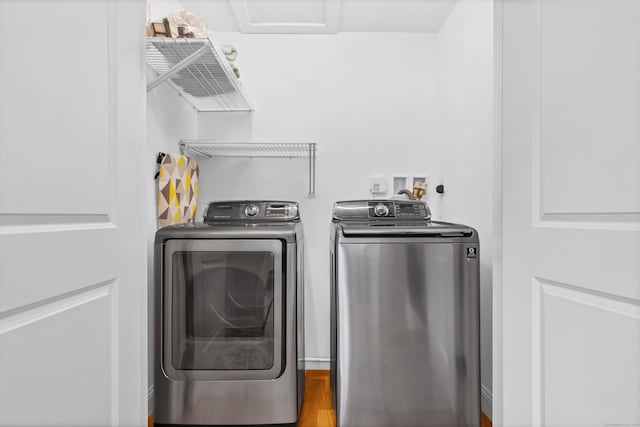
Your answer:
[155,153,199,229]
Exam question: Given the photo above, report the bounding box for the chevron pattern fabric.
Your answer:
[157,153,199,229]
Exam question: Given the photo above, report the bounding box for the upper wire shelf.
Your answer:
[179,141,317,197]
[146,37,252,112]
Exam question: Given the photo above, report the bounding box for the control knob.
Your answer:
[374,203,389,217]
[245,204,259,217]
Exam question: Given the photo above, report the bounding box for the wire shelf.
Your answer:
[179,141,315,158]
[179,141,317,196]
[146,37,252,112]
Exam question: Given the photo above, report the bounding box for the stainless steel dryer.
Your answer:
[154,201,305,426]
[330,200,480,427]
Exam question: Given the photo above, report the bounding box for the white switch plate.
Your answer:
[370,175,388,195]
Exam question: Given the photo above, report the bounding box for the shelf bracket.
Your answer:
[308,143,317,198]
[147,44,209,93]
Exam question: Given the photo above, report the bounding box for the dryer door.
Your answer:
[163,239,284,380]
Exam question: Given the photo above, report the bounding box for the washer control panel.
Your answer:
[369,201,395,218]
[333,200,431,221]
[205,201,300,222]
[245,204,260,217]
[395,201,429,219]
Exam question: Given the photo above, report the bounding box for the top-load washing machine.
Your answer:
[154,200,305,426]
[330,199,480,427]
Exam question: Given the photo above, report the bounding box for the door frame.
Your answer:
[492,0,504,425]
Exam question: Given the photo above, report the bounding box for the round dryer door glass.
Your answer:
[170,250,278,372]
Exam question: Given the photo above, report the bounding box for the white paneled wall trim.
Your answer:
[229,0,342,33]
[0,281,114,336]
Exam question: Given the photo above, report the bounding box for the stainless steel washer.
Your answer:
[330,200,480,427]
[154,201,305,426]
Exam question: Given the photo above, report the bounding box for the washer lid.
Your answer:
[204,200,300,222]
[332,200,431,221]
[339,221,475,237]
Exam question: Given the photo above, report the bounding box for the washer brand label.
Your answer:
[466,247,477,259]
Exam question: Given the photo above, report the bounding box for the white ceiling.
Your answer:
[178,0,458,34]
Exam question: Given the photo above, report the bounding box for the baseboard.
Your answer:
[148,385,154,416]
[304,357,330,370]
[481,383,492,420]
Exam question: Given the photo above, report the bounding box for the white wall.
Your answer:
[146,76,198,413]
[196,32,441,366]
[436,0,494,417]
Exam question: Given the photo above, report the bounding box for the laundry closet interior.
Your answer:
[146,0,494,424]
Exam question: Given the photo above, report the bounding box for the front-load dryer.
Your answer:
[154,200,305,426]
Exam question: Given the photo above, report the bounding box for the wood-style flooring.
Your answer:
[149,370,492,427]
[298,370,492,427]
[481,412,492,427]
[298,370,336,427]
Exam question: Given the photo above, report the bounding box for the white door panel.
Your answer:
[537,280,640,427]
[0,0,111,215]
[0,284,115,426]
[539,0,640,216]
[0,227,117,312]
[0,1,146,426]
[499,0,640,426]
[533,229,640,299]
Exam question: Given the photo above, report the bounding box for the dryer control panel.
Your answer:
[204,200,300,222]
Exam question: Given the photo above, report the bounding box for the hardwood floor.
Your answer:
[298,370,492,427]
[149,370,492,427]
[298,370,336,427]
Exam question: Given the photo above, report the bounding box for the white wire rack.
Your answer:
[146,37,252,112]
[179,141,317,196]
